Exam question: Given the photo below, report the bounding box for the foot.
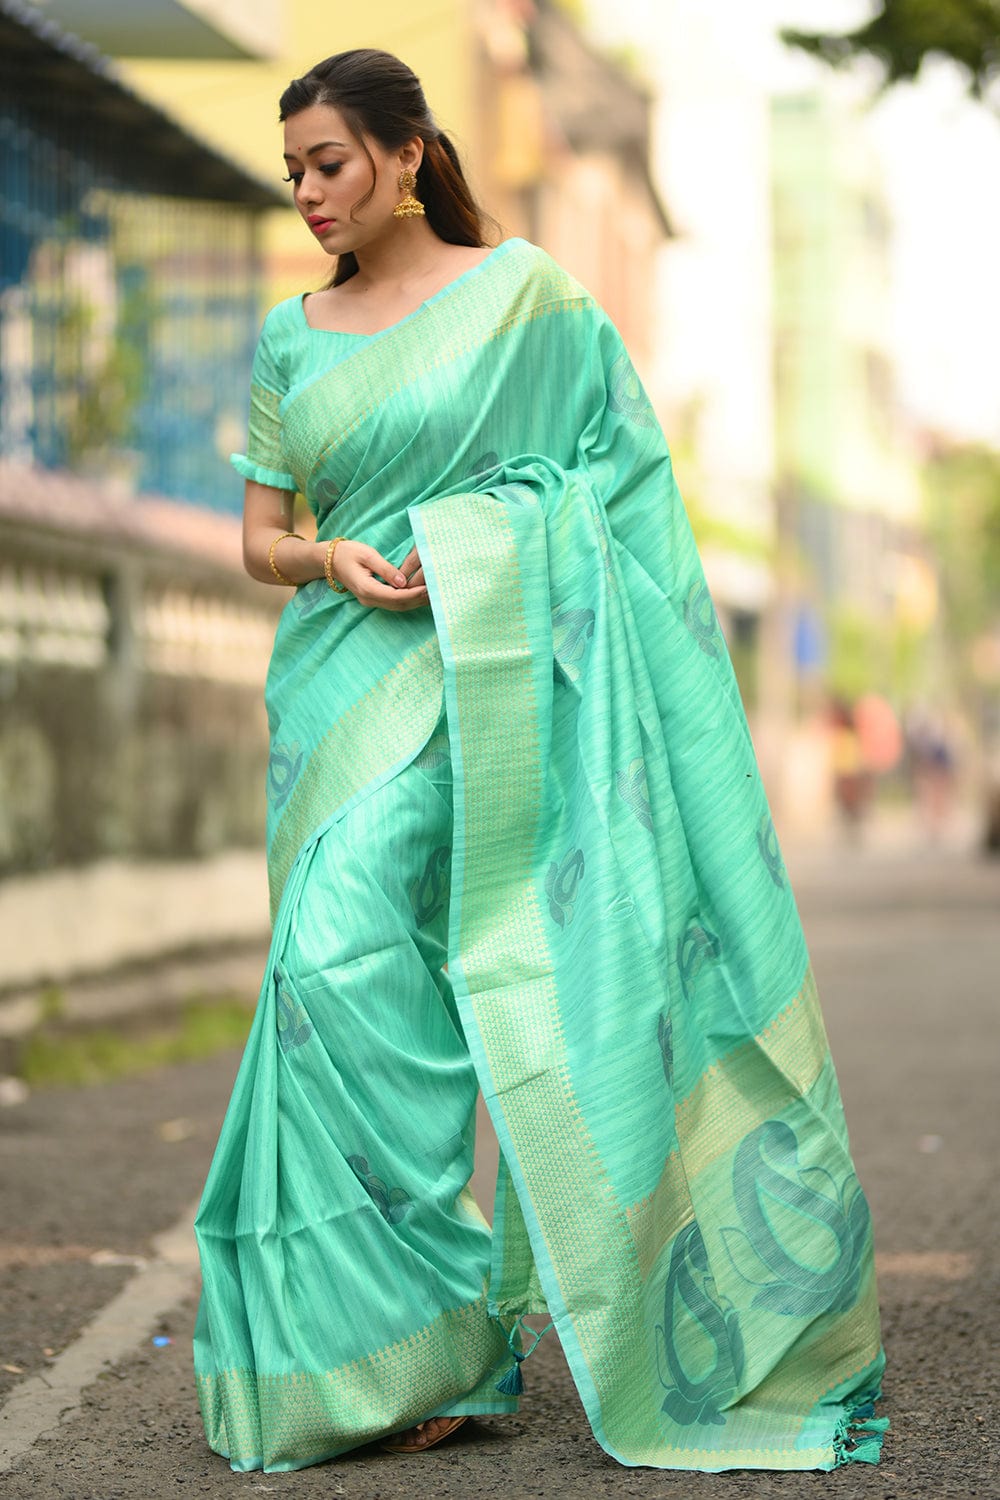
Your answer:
[381,1414,468,1454]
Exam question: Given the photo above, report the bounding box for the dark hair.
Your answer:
[279,48,494,286]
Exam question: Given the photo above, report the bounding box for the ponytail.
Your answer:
[419,134,487,248]
[331,131,490,287]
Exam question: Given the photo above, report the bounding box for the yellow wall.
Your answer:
[123,0,477,303]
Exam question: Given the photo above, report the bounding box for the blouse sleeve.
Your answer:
[230,304,298,492]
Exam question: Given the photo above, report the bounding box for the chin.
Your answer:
[324,229,364,258]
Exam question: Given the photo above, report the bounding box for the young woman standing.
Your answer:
[193,47,887,1475]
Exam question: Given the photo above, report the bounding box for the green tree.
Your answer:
[783,0,1000,101]
[924,442,1000,653]
[922,440,1000,782]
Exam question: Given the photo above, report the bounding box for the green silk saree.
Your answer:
[194,238,886,1472]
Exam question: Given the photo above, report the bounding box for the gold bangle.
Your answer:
[324,536,349,593]
[268,531,304,586]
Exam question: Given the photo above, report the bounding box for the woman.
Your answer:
[194,48,887,1475]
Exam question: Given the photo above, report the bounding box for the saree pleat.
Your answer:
[195,238,886,1472]
[195,717,517,1471]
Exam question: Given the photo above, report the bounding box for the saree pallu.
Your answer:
[194,238,887,1472]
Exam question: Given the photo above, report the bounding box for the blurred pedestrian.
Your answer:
[855,692,904,778]
[829,698,873,833]
[193,49,886,1477]
[905,707,957,840]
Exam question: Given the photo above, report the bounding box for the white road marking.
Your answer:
[0,1199,201,1474]
[875,1249,974,1281]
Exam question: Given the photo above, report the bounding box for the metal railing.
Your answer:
[0,61,263,512]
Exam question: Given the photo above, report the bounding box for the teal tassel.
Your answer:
[835,1406,889,1467]
[495,1353,525,1395]
[492,1315,553,1395]
[848,1437,883,1465]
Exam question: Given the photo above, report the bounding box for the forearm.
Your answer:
[243,524,329,587]
[240,483,424,610]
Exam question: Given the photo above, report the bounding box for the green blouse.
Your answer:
[230,295,366,493]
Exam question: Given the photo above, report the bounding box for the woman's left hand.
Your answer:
[399,545,426,590]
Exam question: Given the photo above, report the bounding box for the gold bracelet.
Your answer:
[324,536,349,593]
[268,531,304,586]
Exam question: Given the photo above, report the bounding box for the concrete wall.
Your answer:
[0,463,280,989]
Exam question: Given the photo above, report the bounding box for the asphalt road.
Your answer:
[2,832,998,1499]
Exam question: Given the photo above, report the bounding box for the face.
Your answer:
[282,102,422,256]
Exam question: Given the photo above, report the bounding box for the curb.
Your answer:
[0,940,269,1079]
[0,1198,202,1475]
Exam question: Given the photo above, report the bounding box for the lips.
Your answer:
[307,217,334,234]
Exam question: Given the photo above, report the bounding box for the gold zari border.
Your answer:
[197,1289,509,1469]
[268,635,443,917]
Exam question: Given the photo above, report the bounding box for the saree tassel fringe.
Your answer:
[494,1316,554,1395]
[834,1394,890,1467]
[495,1357,525,1397]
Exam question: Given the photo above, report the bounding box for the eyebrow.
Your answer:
[282,140,348,160]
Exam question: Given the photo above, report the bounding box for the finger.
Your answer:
[407,566,426,589]
[396,589,431,611]
[398,545,420,582]
[359,546,407,589]
[358,582,430,612]
[381,585,430,611]
[360,595,429,613]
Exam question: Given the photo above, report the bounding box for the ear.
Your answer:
[398,136,424,174]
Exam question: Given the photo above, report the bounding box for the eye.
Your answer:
[320,163,342,176]
[282,172,303,185]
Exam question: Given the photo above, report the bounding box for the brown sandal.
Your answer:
[380,1414,468,1455]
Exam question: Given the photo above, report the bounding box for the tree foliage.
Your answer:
[782,0,1000,101]
[925,443,1000,631]
[923,442,1000,717]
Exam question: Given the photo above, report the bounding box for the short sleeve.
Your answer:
[230,303,298,491]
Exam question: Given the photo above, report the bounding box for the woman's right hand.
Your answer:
[330,539,430,611]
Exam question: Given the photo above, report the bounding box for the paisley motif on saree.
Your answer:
[194,239,886,1472]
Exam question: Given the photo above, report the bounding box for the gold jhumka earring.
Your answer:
[393,167,425,218]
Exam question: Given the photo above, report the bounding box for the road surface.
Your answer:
[2,834,997,1498]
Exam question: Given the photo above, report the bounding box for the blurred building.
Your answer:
[0,0,285,985]
[0,0,672,989]
[119,0,480,305]
[116,0,670,365]
[480,0,671,367]
[0,0,281,509]
[37,0,281,59]
[576,0,936,838]
[771,90,929,703]
[599,0,777,708]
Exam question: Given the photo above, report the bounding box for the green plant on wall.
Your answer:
[61,300,144,465]
[30,232,146,472]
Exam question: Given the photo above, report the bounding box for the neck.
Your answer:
[350,220,446,289]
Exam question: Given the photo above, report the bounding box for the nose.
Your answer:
[298,172,322,209]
